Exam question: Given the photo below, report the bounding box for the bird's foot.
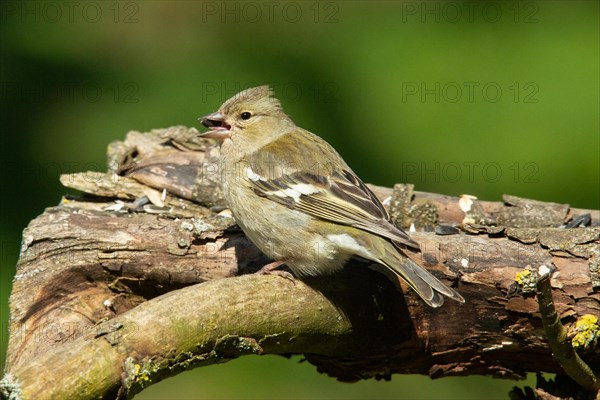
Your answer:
[256,260,295,282]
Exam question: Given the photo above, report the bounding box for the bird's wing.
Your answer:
[249,164,420,251]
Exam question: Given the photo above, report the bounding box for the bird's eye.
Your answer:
[240,111,252,120]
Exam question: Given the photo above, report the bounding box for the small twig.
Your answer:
[535,265,599,392]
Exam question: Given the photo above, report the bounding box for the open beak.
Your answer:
[198,112,232,139]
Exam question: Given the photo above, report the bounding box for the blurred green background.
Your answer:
[1,1,598,398]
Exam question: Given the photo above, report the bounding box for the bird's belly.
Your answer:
[222,182,349,276]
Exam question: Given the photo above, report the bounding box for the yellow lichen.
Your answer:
[515,270,532,285]
[571,314,599,351]
[132,363,153,385]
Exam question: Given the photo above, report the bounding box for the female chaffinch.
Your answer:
[199,86,464,307]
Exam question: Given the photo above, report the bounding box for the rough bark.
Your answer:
[1,126,599,400]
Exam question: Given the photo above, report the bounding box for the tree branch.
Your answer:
[2,126,599,399]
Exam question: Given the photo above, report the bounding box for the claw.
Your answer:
[256,260,295,282]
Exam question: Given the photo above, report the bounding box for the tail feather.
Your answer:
[373,246,464,308]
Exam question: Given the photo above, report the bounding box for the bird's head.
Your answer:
[199,86,294,147]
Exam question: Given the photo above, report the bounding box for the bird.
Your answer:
[199,85,464,307]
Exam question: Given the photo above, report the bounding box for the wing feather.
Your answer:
[251,170,419,250]
[245,129,419,250]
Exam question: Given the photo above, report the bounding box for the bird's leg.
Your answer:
[256,259,295,282]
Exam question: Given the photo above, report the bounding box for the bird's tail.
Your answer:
[370,245,464,308]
